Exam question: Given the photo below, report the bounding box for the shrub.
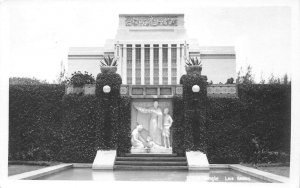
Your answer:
[95,72,122,98]
[68,71,95,87]
[94,72,123,151]
[9,82,290,164]
[9,85,65,161]
[238,84,291,157]
[205,84,291,164]
[179,74,207,152]
[116,96,132,156]
[171,96,185,156]
[206,98,245,164]
[57,94,131,162]
[58,95,99,162]
[175,75,290,164]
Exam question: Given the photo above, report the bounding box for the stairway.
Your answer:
[114,153,188,170]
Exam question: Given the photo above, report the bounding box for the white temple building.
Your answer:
[67,14,236,84]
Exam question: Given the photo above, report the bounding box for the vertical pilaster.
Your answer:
[150,45,154,85]
[168,45,172,85]
[176,44,181,84]
[132,45,136,85]
[141,45,145,85]
[159,44,163,85]
[122,44,127,84]
[181,44,186,76]
[116,42,121,75]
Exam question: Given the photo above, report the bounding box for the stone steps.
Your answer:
[115,161,188,166]
[124,153,177,157]
[114,153,188,170]
[114,165,188,170]
[116,157,186,161]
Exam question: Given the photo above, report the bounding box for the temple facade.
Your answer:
[68,14,236,84]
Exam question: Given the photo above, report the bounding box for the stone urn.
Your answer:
[100,66,117,74]
[185,65,202,75]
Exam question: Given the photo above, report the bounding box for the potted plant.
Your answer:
[100,55,118,74]
[66,71,95,94]
[185,57,202,75]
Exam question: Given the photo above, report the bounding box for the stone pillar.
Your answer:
[116,42,121,75]
[150,44,154,85]
[159,44,163,85]
[176,44,181,84]
[181,44,186,76]
[122,44,127,84]
[168,45,172,85]
[132,44,136,85]
[141,45,145,85]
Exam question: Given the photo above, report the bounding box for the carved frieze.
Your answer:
[125,16,177,27]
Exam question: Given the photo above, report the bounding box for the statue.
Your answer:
[145,136,165,149]
[134,101,163,146]
[131,124,145,149]
[162,108,173,148]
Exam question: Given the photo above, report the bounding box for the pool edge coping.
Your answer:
[8,163,73,180]
[229,164,289,183]
[8,163,289,183]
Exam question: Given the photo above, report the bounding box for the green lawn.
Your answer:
[241,163,290,177]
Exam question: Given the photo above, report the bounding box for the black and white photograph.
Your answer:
[0,0,299,187]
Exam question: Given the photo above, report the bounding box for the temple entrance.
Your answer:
[130,98,174,154]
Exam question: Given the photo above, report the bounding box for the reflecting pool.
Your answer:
[35,168,267,182]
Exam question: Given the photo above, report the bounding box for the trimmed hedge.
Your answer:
[116,96,132,156]
[9,83,290,164]
[238,84,291,163]
[179,74,208,153]
[94,72,126,152]
[206,98,246,163]
[238,84,291,154]
[9,82,132,162]
[58,72,131,162]
[58,95,99,162]
[56,95,132,162]
[171,96,185,156]
[95,72,122,98]
[175,72,290,164]
[204,85,291,164]
[9,85,65,161]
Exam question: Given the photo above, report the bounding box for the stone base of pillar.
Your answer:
[131,147,172,154]
[92,150,116,170]
[186,151,210,171]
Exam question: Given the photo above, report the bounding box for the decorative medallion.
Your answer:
[120,86,128,95]
[175,86,183,95]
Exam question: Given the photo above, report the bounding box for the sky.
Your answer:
[1,0,298,83]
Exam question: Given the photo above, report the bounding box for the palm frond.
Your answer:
[99,55,119,67]
[185,57,202,66]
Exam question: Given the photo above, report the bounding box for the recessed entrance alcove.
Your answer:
[131,98,173,153]
[120,84,182,154]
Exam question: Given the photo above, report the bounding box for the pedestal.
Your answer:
[131,147,172,154]
[186,151,210,171]
[92,150,116,170]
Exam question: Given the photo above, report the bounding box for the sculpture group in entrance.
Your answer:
[131,101,173,153]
